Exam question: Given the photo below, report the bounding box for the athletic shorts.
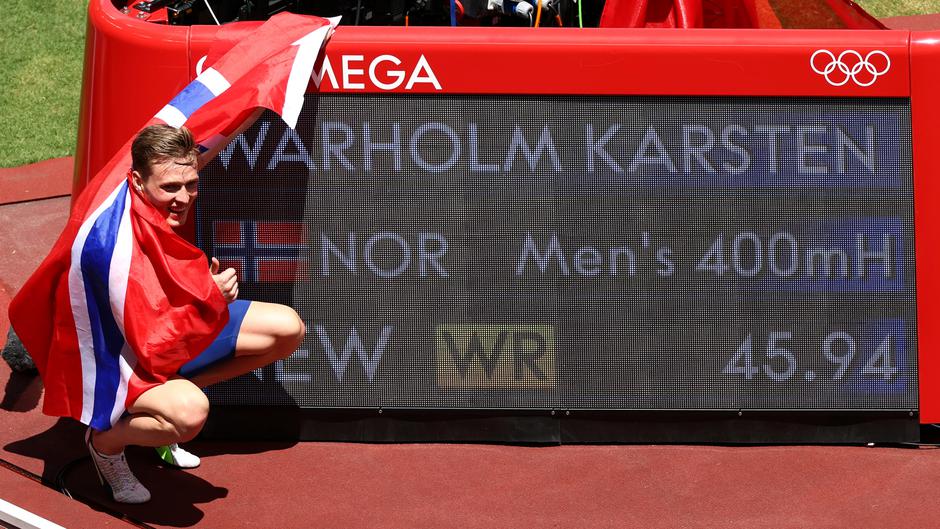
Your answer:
[177,299,252,378]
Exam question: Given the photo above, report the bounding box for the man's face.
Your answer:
[133,157,198,229]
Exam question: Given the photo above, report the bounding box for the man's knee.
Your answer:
[239,302,306,360]
[164,391,209,442]
[275,306,305,359]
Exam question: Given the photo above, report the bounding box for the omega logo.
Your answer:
[196,53,441,92]
[313,54,442,91]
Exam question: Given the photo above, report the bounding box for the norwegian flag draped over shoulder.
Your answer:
[8,13,336,431]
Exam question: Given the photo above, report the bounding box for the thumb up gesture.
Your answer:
[210,257,239,303]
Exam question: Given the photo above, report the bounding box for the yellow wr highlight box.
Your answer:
[435,324,556,389]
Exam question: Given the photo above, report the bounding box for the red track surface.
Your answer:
[0,157,72,206]
[882,13,940,30]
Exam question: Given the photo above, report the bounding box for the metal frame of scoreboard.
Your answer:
[73,0,940,439]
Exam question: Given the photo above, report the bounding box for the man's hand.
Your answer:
[210,257,239,303]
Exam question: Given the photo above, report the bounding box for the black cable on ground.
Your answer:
[1,455,155,529]
[0,457,44,485]
[53,456,86,499]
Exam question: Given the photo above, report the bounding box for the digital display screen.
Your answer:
[196,94,916,411]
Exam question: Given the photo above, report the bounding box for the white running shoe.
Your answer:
[155,443,201,469]
[85,429,151,504]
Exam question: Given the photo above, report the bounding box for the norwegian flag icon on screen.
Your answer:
[213,220,308,282]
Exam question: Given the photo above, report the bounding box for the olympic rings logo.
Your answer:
[810,49,891,87]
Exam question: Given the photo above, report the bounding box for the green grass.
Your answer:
[855,0,940,18]
[0,0,938,168]
[0,1,86,168]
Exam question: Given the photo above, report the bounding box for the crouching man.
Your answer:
[86,124,305,503]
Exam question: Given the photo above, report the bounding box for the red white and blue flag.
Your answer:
[8,13,336,430]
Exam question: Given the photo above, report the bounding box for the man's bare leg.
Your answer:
[91,378,209,455]
[187,301,305,388]
[93,302,303,452]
